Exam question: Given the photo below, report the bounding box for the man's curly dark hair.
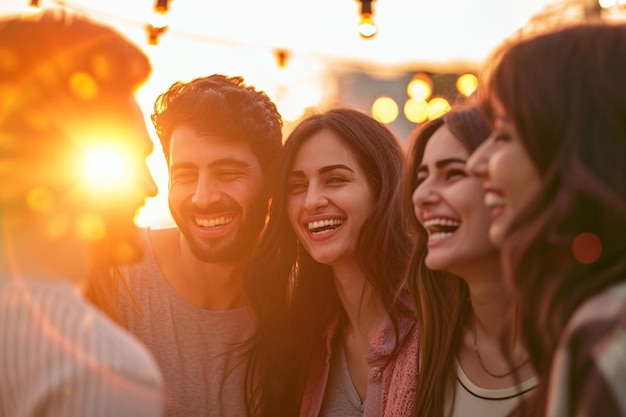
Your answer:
[151,74,283,172]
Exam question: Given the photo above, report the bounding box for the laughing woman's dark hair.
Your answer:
[404,105,537,417]
[243,107,415,416]
[471,22,626,416]
[403,107,483,417]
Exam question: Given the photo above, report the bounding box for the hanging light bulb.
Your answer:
[598,0,626,8]
[274,49,290,69]
[22,0,42,16]
[598,0,626,20]
[357,0,378,39]
[147,0,170,45]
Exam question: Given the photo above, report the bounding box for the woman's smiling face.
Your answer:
[286,129,374,269]
[467,98,542,247]
[412,124,497,275]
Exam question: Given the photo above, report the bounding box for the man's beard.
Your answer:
[171,199,265,263]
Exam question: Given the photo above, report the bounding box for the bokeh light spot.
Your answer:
[407,73,433,100]
[427,97,451,120]
[371,96,398,124]
[457,73,479,97]
[572,232,602,264]
[26,187,54,213]
[404,98,428,124]
[76,213,106,242]
[69,72,99,101]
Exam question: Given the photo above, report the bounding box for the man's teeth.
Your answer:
[196,216,233,228]
[484,192,505,209]
[307,219,344,234]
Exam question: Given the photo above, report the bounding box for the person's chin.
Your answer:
[424,254,447,271]
[488,222,507,249]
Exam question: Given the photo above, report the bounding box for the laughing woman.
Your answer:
[468,23,626,416]
[244,108,417,417]
[405,105,537,417]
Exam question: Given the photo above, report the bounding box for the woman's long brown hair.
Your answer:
[404,105,491,417]
[480,23,626,416]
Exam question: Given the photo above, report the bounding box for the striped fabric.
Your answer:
[546,280,626,416]
[0,278,164,417]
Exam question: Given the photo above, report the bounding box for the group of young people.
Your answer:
[1,9,625,417]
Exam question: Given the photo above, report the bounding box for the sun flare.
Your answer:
[81,143,133,189]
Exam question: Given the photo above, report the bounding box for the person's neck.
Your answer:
[458,263,534,387]
[468,279,517,344]
[151,227,247,310]
[464,259,528,372]
[457,255,516,344]
[180,246,247,310]
[451,254,535,388]
[332,262,385,343]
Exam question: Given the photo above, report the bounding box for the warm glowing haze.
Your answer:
[0,0,562,228]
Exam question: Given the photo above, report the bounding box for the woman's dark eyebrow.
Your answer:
[436,157,467,168]
[319,164,354,174]
[417,157,466,173]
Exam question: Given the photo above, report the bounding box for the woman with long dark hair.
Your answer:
[244,107,417,416]
[406,105,536,417]
[468,22,626,416]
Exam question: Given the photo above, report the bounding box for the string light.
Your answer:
[427,97,451,120]
[357,0,377,39]
[22,0,42,15]
[372,96,398,124]
[404,98,428,124]
[456,73,478,97]
[407,73,433,100]
[598,0,626,20]
[598,0,625,9]
[147,0,170,46]
[274,49,290,69]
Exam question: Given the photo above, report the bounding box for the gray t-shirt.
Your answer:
[319,337,364,417]
[116,230,254,417]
